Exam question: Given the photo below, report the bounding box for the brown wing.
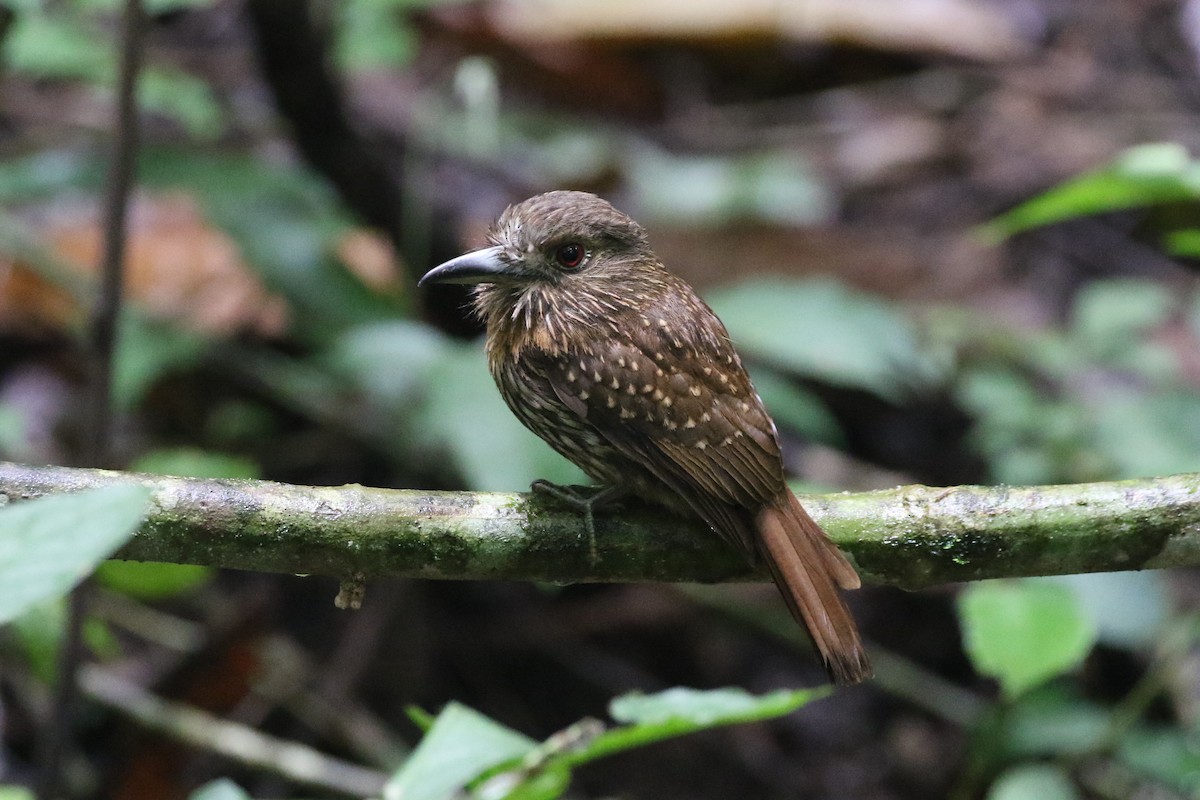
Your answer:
[537,290,786,554]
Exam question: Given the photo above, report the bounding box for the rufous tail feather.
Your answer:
[756,491,871,684]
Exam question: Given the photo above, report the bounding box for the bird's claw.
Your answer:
[530,481,626,563]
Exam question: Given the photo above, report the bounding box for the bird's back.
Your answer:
[485,271,789,555]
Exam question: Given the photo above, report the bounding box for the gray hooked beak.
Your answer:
[419,245,511,287]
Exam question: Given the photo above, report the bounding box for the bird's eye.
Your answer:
[553,243,586,269]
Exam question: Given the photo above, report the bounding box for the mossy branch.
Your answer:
[2,461,1198,590]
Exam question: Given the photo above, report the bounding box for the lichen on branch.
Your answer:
[1,461,1197,590]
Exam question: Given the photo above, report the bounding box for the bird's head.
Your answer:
[419,191,663,331]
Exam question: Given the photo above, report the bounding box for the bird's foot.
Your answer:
[530,481,627,563]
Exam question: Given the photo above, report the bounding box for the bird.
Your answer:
[419,190,871,684]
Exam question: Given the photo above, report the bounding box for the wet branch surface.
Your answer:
[2,460,1198,591]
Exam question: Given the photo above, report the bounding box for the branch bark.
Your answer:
[2,460,1197,590]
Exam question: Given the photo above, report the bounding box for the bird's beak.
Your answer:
[419,245,512,287]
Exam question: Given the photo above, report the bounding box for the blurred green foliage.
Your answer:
[0,486,150,626]
[982,142,1200,252]
[953,142,1200,800]
[0,405,24,459]
[941,276,1200,484]
[11,597,118,682]
[630,148,833,226]
[709,277,941,401]
[958,580,1096,700]
[0,488,148,686]
[3,1,225,138]
[986,764,1079,800]
[187,779,253,800]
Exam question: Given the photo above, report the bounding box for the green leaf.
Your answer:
[187,778,253,800]
[95,560,212,599]
[325,320,450,406]
[748,367,842,444]
[136,149,401,341]
[11,599,66,682]
[1164,227,1200,258]
[76,0,219,11]
[205,399,279,446]
[956,367,1041,430]
[0,404,25,458]
[0,485,151,626]
[384,702,537,800]
[707,278,936,400]
[1050,572,1167,649]
[11,598,120,682]
[0,786,35,800]
[1004,686,1109,757]
[405,704,437,732]
[568,686,825,765]
[113,316,208,410]
[139,68,225,140]
[334,0,418,70]
[0,149,95,203]
[986,764,1079,800]
[955,363,1098,484]
[958,580,1096,699]
[983,143,1200,239]
[1090,389,1200,478]
[1119,726,1200,793]
[1070,278,1174,361]
[630,147,832,226]
[609,686,817,726]
[480,765,571,800]
[476,687,825,798]
[417,343,585,491]
[4,13,112,80]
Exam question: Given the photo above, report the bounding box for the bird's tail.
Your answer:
[756,491,872,684]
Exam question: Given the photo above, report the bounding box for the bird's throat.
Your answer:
[475,283,569,360]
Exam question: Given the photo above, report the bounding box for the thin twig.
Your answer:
[83,0,144,467]
[78,664,389,797]
[36,1,145,796]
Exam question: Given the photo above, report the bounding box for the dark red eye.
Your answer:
[554,243,585,269]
